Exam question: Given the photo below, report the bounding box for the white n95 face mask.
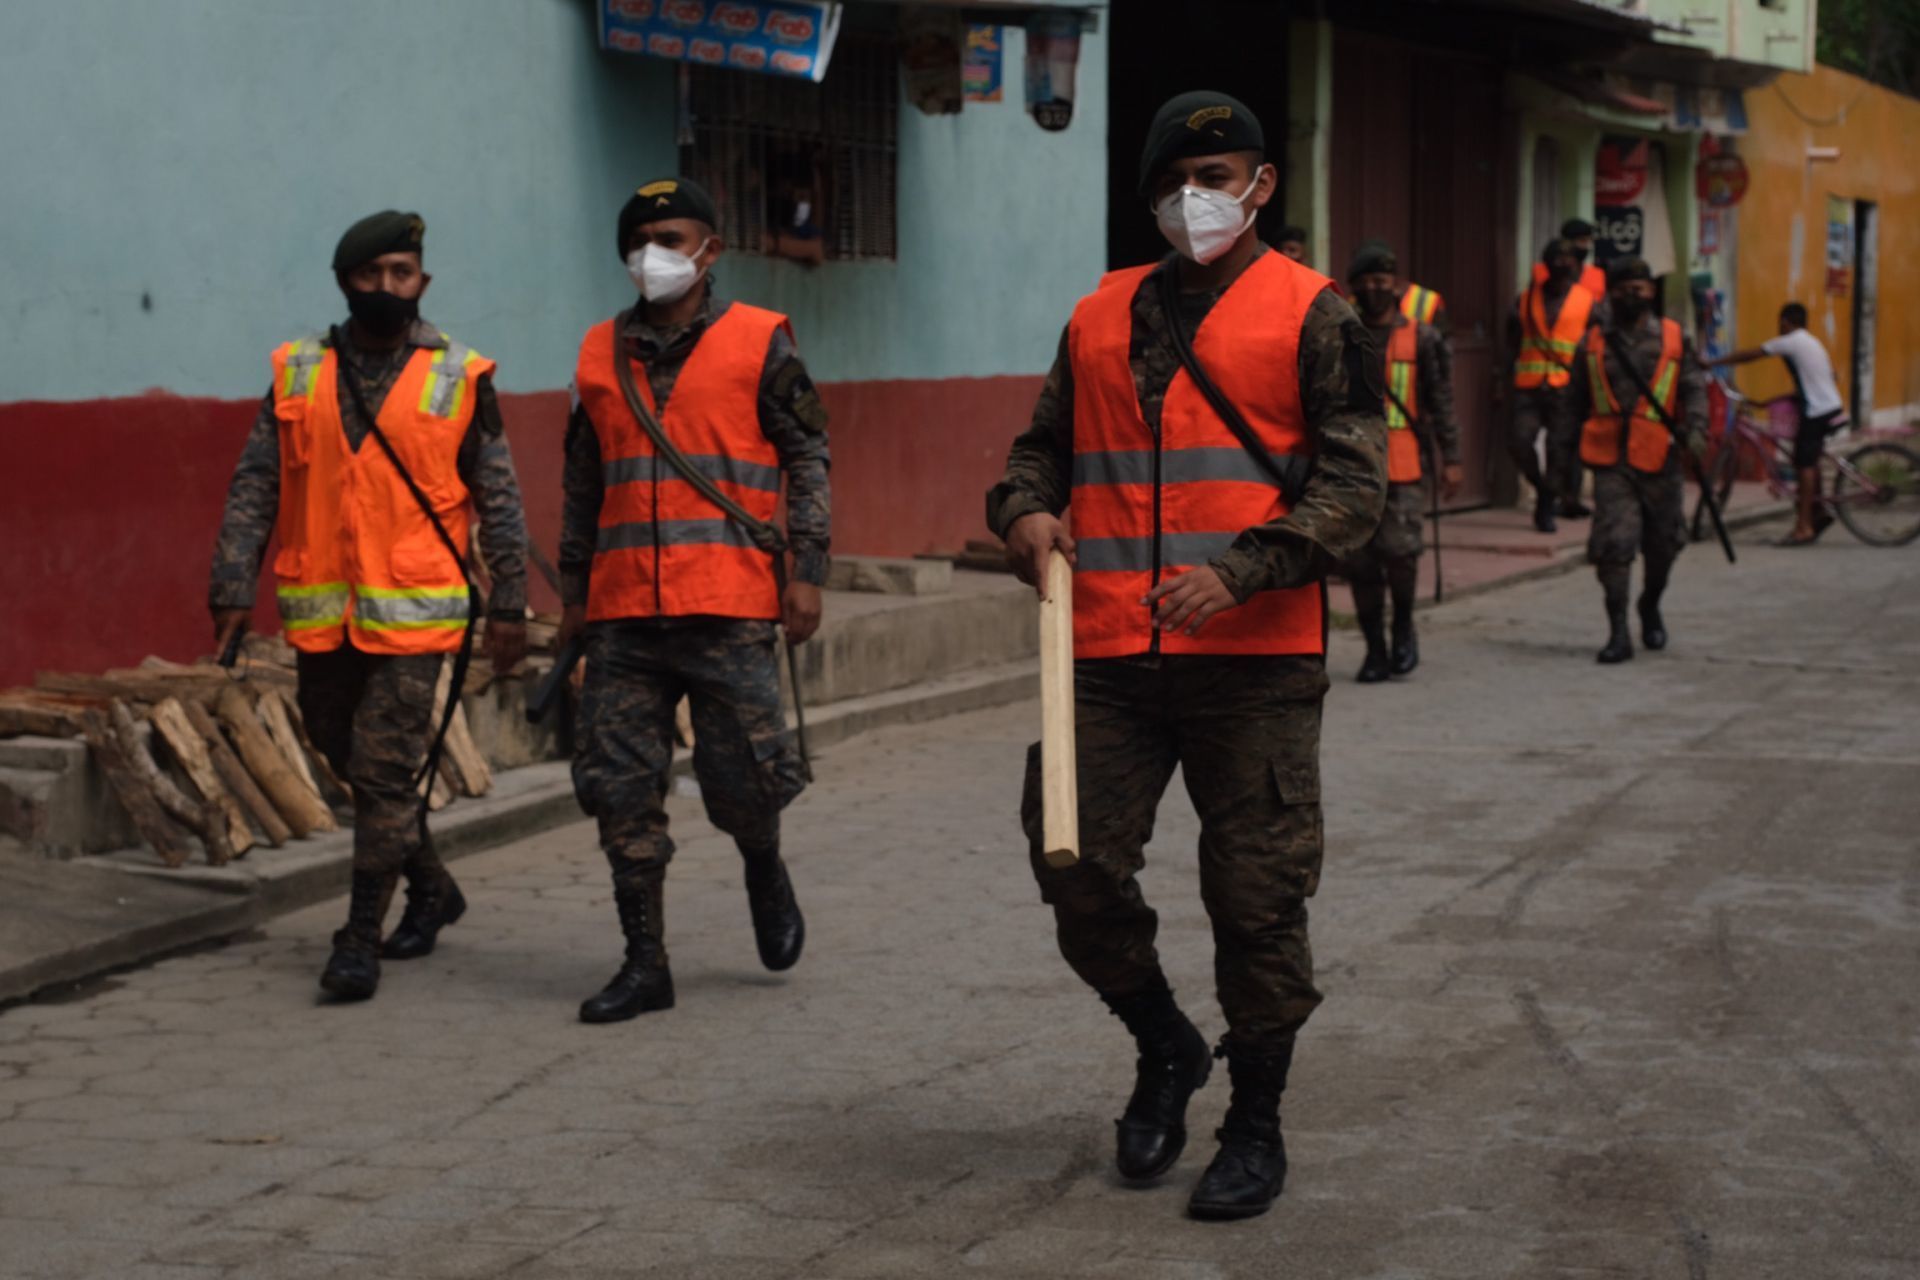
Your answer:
[1154,167,1267,265]
[626,240,712,303]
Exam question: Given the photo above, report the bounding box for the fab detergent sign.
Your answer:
[599,0,843,82]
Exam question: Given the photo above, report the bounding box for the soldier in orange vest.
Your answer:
[209,211,530,1000]
[1532,217,1609,298]
[988,91,1387,1221]
[1508,238,1599,532]
[1567,257,1708,663]
[1343,241,1461,682]
[557,177,829,1026]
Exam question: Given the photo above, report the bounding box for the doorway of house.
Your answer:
[1851,199,1878,423]
[1104,0,1293,271]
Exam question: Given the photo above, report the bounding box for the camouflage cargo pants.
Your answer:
[1511,384,1581,499]
[1586,463,1687,569]
[295,645,446,885]
[572,618,808,880]
[1344,479,1427,580]
[1022,654,1329,1051]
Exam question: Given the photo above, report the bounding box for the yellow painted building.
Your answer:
[1734,65,1920,427]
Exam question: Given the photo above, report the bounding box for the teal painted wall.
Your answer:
[0,2,1105,400]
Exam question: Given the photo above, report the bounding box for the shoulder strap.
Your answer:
[1153,264,1309,506]
[1599,323,1683,436]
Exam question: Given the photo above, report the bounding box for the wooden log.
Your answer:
[80,708,194,867]
[184,699,289,847]
[147,699,254,859]
[0,693,96,739]
[36,671,222,707]
[1038,549,1079,869]
[113,703,233,866]
[441,705,491,798]
[271,688,351,810]
[255,690,325,803]
[215,684,334,836]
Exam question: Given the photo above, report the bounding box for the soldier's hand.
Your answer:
[1005,513,1077,598]
[1144,567,1238,637]
[1441,463,1465,501]
[1688,431,1710,460]
[211,609,250,662]
[556,603,588,652]
[487,619,528,675]
[783,581,823,645]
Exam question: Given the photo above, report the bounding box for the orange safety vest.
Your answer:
[1531,261,1606,297]
[269,334,490,656]
[1382,319,1423,484]
[575,303,788,622]
[1580,318,1682,473]
[1514,282,1597,390]
[1067,252,1328,660]
[1400,282,1444,327]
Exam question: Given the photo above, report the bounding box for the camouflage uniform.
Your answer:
[559,287,829,887]
[210,319,529,888]
[987,246,1388,1054]
[1507,295,1585,504]
[1567,309,1708,608]
[1344,313,1456,574]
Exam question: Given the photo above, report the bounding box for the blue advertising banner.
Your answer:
[599,0,842,83]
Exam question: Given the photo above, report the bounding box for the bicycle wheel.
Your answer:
[1832,441,1920,546]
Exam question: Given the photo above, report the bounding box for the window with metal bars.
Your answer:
[685,32,898,263]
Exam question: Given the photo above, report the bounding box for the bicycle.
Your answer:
[1690,378,1920,547]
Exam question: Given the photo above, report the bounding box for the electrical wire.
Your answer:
[1770,80,1871,128]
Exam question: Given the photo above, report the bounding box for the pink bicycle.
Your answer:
[1692,379,1920,547]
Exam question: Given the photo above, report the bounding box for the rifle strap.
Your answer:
[1154,262,1311,507]
[609,312,811,775]
[330,327,481,846]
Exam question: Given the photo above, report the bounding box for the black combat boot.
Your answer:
[1188,1039,1294,1221]
[1638,559,1671,651]
[1387,564,1419,677]
[1533,489,1559,534]
[580,876,674,1024]
[740,843,805,972]
[1558,497,1592,519]
[1099,981,1212,1182]
[381,869,467,960]
[319,871,389,1001]
[1352,583,1391,684]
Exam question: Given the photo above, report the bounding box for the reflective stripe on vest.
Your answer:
[268,334,488,656]
[1065,252,1329,659]
[1515,284,1596,390]
[1580,318,1682,473]
[1400,283,1442,326]
[574,303,789,622]
[1384,320,1422,484]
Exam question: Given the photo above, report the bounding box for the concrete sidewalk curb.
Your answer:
[1,658,1040,1005]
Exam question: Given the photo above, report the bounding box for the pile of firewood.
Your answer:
[0,636,497,868]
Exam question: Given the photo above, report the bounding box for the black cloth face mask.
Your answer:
[344,288,419,339]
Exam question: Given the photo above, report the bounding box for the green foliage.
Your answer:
[1818,0,1920,95]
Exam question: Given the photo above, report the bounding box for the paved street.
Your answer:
[3,521,1917,1280]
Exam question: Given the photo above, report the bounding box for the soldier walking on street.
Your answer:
[986,92,1386,1220]
[559,177,828,1025]
[209,211,531,1001]
[1343,241,1461,683]
[1568,257,1708,663]
[1508,238,1599,533]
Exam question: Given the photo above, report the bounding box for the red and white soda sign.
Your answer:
[1595,139,1649,204]
[1695,154,1750,208]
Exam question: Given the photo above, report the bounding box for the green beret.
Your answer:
[618,177,719,256]
[1606,256,1653,288]
[332,210,425,273]
[1348,238,1397,282]
[1138,90,1264,194]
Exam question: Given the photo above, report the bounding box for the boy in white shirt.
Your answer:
[1711,302,1846,545]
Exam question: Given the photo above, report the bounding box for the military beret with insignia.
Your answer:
[617,176,720,257]
[332,210,425,273]
[1137,90,1264,194]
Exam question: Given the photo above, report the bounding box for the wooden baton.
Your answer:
[1038,548,1080,869]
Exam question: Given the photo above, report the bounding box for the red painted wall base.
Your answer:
[0,374,1038,687]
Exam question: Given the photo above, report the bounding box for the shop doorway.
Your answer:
[1104,0,1293,271]
[1852,199,1878,422]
